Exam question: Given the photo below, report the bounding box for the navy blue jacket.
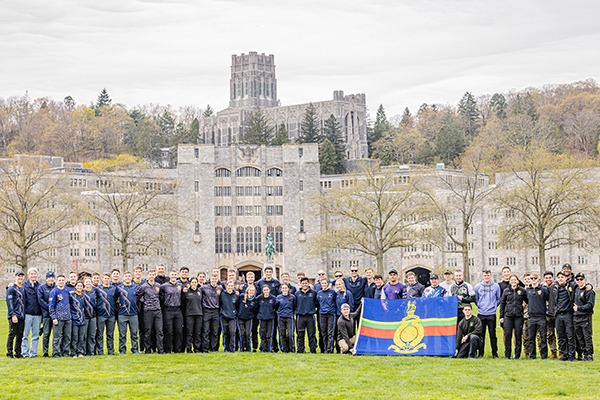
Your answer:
[276,294,296,318]
[284,284,297,295]
[69,291,86,326]
[343,276,367,308]
[335,290,354,315]
[364,281,377,298]
[295,289,318,315]
[574,286,595,316]
[83,288,97,319]
[526,285,548,317]
[136,282,161,312]
[257,278,281,297]
[116,283,139,316]
[317,288,337,315]
[37,283,55,318]
[160,281,183,307]
[96,284,118,318]
[237,296,259,320]
[7,284,25,320]
[200,283,221,309]
[23,280,41,315]
[257,294,277,320]
[219,290,239,319]
[49,287,71,321]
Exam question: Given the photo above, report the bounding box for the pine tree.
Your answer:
[323,114,346,174]
[319,139,337,175]
[190,118,201,144]
[298,103,322,143]
[96,88,111,108]
[457,91,480,139]
[490,93,507,119]
[368,104,389,156]
[434,125,465,166]
[270,122,290,146]
[202,104,214,118]
[400,107,412,126]
[243,107,274,145]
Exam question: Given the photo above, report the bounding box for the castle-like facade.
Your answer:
[198,52,369,160]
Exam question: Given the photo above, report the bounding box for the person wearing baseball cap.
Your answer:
[440,270,455,293]
[6,271,26,358]
[562,264,574,285]
[382,269,405,300]
[553,271,576,361]
[37,271,56,357]
[573,273,594,361]
[423,274,448,298]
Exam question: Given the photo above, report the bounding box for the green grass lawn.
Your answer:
[1,305,599,400]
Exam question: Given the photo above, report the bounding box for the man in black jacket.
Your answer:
[553,271,576,361]
[525,272,548,359]
[544,271,558,358]
[337,302,362,354]
[135,270,164,354]
[455,303,482,358]
[573,273,594,361]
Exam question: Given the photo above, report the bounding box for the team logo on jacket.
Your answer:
[57,295,63,301]
[155,287,160,293]
[388,301,426,354]
[177,285,182,291]
[568,287,572,292]
[538,290,542,295]
[217,290,221,295]
[517,290,521,295]
[581,293,584,297]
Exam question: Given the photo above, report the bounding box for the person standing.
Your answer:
[553,271,576,361]
[544,271,559,358]
[83,277,98,356]
[135,270,164,354]
[132,266,146,353]
[450,269,476,323]
[295,277,318,353]
[95,273,118,355]
[200,275,221,352]
[183,277,203,353]
[474,269,501,358]
[36,271,55,358]
[160,270,184,354]
[382,270,405,299]
[404,271,424,298]
[21,268,42,358]
[257,285,277,352]
[257,266,281,352]
[440,270,455,293]
[573,273,594,361]
[49,275,72,358]
[155,265,168,285]
[455,303,482,358]
[423,274,448,298]
[240,272,259,352]
[116,271,140,355]
[316,278,337,354]
[238,285,259,352]
[343,266,367,312]
[334,279,354,315]
[276,284,296,353]
[525,272,549,359]
[219,281,239,353]
[280,273,297,295]
[6,271,26,358]
[499,275,528,359]
[69,281,86,358]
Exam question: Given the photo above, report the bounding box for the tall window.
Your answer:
[267,168,283,177]
[236,167,261,177]
[300,220,304,233]
[236,227,244,253]
[224,227,232,253]
[245,227,253,252]
[254,227,262,253]
[215,228,223,254]
[195,221,199,234]
[275,226,283,253]
[215,168,231,177]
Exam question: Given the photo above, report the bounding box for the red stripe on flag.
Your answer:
[359,324,456,339]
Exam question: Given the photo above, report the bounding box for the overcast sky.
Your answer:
[1,0,599,118]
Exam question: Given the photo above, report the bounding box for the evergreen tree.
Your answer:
[158,110,176,136]
[434,125,465,166]
[243,107,274,145]
[270,122,290,146]
[202,104,214,118]
[400,107,412,126]
[96,88,111,108]
[298,103,322,143]
[190,118,201,144]
[368,104,390,156]
[511,93,538,121]
[319,138,337,175]
[490,93,507,119]
[323,114,346,174]
[415,141,435,165]
[457,91,480,139]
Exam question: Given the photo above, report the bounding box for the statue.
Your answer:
[265,234,275,262]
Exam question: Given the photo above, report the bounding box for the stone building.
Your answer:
[198,52,369,160]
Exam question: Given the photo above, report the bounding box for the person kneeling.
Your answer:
[455,303,482,358]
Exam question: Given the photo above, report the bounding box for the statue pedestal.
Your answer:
[264,260,275,270]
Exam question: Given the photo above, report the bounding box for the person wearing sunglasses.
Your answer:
[525,272,548,359]
[551,271,576,361]
[343,266,367,312]
[573,273,594,361]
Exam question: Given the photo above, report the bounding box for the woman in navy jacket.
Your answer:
[238,285,259,352]
[276,284,296,353]
[257,285,277,352]
[500,275,528,359]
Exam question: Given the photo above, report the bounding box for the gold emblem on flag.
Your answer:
[388,301,426,354]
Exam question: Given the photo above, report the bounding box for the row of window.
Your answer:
[70,233,97,241]
[214,167,283,178]
[215,226,283,254]
[214,206,284,216]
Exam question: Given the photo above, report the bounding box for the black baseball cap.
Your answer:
[562,263,572,270]
[575,272,586,280]
[430,273,439,279]
[389,269,398,275]
[556,271,566,277]
[15,270,25,276]
[444,270,453,275]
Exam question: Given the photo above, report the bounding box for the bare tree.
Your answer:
[494,146,599,275]
[85,164,180,271]
[0,156,79,270]
[563,110,600,156]
[309,162,422,276]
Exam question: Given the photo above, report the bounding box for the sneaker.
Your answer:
[78,355,84,358]
[560,356,569,361]
[584,355,594,362]
[7,354,13,358]
[43,354,49,358]
[550,352,557,359]
[569,358,575,362]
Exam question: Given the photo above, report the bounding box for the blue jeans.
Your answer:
[21,314,42,357]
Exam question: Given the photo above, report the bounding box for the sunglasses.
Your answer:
[318,273,325,275]
[335,275,342,278]
[576,278,584,281]
[531,277,538,280]
[351,270,358,272]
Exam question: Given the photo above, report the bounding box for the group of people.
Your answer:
[5,263,594,361]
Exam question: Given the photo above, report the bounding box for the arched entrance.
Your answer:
[406,266,432,286]
[238,264,263,281]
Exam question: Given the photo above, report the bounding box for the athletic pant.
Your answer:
[85,317,97,356]
[546,315,557,353]
[239,318,253,352]
[574,315,593,357]
[317,314,325,353]
[221,317,237,352]
[180,304,187,353]
[71,324,86,357]
[144,309,164,354]
[503,316,523,359]
[185,314,203,353]
[278,317,294,353]
[118,315,139,354]
[259,319,274,352]
[319,314,335,354]
[556,312,575,359]
[137,304,145,352]
[202,308,220,352]
[297,314,316,353]
[52,320,72,357]
[528,315,547,359]
[21,314,42,357]
[251,316,260,351]
[457,335,482,358]
[96,316,116,355]
[7,318,24,357]
[163,307,183,353]
[42,317,52,356]
[478,314,498,357]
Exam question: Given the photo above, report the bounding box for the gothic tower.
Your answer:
[229,52,278,109]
